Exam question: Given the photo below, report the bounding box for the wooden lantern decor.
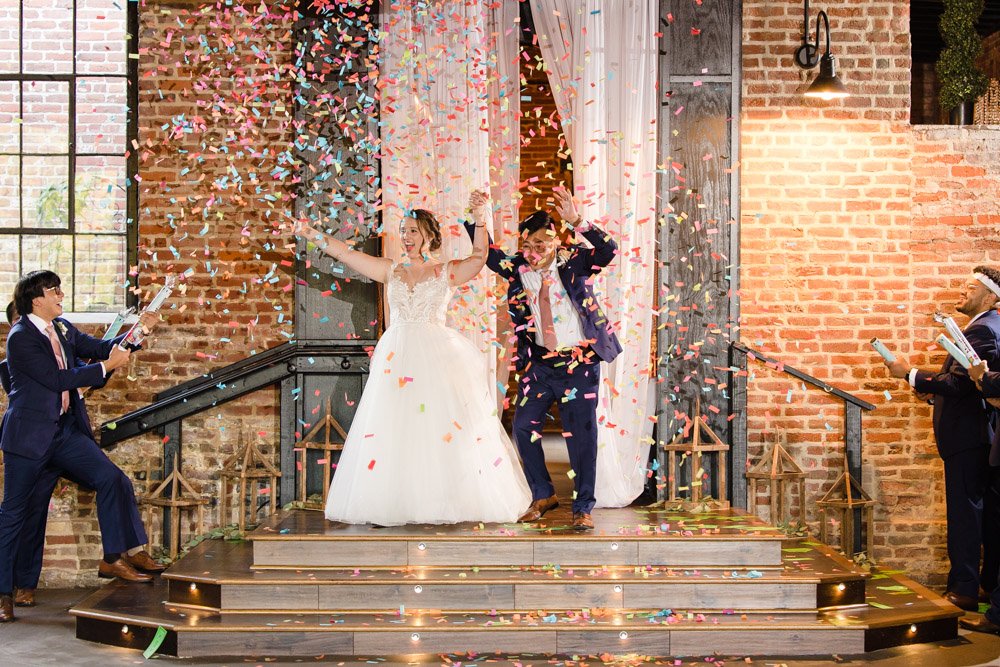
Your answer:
[138,459,209,559]
[746,433,806,527]
[219,427,282,534]
[296,397,348,507]
[661,397,730,506]
[816,453,875,557]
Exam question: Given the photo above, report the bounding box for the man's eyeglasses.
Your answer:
[43,286,64,296]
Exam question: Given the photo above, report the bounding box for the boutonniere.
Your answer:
[55,321,68,336]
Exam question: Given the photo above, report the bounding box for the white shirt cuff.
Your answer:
[99,362,107,376]
[907,368,918,387]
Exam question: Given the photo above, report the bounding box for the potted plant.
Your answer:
[936,0,989,124]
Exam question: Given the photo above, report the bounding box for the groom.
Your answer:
[468,188,621,530]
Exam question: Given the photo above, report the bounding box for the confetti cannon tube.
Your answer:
[869,338,896,363]
[118,275,177,350]
[935,333,972,369]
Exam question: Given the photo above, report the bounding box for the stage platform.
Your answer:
[70,506,961,659]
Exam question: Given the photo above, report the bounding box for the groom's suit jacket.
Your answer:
[466,222,622,372]
[1,317,121,459]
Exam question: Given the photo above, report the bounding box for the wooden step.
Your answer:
[250,507,787,568]
[163,539,868,612]
[71,574,958,659]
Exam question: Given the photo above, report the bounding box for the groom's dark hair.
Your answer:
[518,211,556,236]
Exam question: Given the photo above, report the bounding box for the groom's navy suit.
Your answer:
[468,222,622,514]
[913,309,1000,600]
[0,317,146,594]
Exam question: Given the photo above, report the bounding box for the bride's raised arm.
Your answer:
[447,190,490,286]
[295,219,393,283]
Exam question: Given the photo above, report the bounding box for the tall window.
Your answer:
[0,0,137,313]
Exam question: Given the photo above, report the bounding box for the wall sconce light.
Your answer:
[794,0,850,100]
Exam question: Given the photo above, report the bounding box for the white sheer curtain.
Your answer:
[379,0,519,398]
[530,0,658,506]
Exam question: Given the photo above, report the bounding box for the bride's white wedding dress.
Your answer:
[324,264,531,525]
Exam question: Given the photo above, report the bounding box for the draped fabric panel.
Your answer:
[379,0,520,399]
[530,0,658,506]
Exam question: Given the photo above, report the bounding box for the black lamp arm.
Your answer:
[794,0,831,70]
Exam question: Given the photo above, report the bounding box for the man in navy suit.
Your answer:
[0,271,162,623]
[469,188,621,531]
[1,301,126,609]
[963,354,1000,634]
[885,266,1000,612]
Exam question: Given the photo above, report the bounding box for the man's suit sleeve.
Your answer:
[573,224,618,275]
[913,325,997,397]
[464,221,515,279]
[981,371,1000,398]
[67,321,123,361]
[7,329,105,393]
[0,359,10,394]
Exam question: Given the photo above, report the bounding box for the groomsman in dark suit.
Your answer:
[884,266,1000,612]
[469,188,621,531]
[962,356,1000,633]
[0,271,162,623]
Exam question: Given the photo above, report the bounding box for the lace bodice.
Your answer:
[387,266,452,326]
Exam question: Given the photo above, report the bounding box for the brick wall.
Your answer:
[742,0,1000,587]
[519,42,571,216]
[980,31,1000,80]
[7,0,1000,590]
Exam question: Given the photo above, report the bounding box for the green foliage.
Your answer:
[936,0,989,111]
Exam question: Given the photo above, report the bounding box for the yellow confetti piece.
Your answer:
[566,469,576,480]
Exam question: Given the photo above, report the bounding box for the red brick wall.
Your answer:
[979,31,1000,81]
[742,0,1000,586]
[519,42,571,216]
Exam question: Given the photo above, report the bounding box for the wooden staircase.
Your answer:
[70,506,960,659]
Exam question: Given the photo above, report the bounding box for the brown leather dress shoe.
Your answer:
[945,591,980,612]
[13,587,35,607]
[959,614,1000,635]
[518,495,559,522]
[0,594,14,622]
[98,558,153,583]
[125,550,167,573]
[572,512,594,531]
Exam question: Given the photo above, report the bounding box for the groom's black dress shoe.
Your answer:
[519,495,559,522]
[960,615,1000,635]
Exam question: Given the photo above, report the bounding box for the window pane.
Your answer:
[0,154,16,228]
[21,234,73,305]
[0,0,18,74]
[0,235,18,303]
[76,156,126,233]
[74,234,124,311]
[76,0,126,75]
[0,81,18,152]
[22,155,69,229]
[76,77,127,153]
[23,80,69,154]
[23,0,73,74]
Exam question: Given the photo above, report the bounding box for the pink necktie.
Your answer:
[537,273,558,351]
[45,325,70,414]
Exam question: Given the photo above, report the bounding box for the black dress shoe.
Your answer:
[960,615,1000,635]
[0,595,14,623]
[945,591,980,612]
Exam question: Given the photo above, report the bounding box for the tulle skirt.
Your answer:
[324,321,531,526]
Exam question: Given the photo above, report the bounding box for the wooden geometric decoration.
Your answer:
[746,433,806,527]
[296,397,348,507]
[817,453,875,557]
[138,459,209,559]
[219,427,282,534]
[661,396,730,506]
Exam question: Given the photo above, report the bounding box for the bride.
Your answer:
[296,192,531,525]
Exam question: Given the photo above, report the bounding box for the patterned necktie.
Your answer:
[537,272,558,351]
[45,324,70,414]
